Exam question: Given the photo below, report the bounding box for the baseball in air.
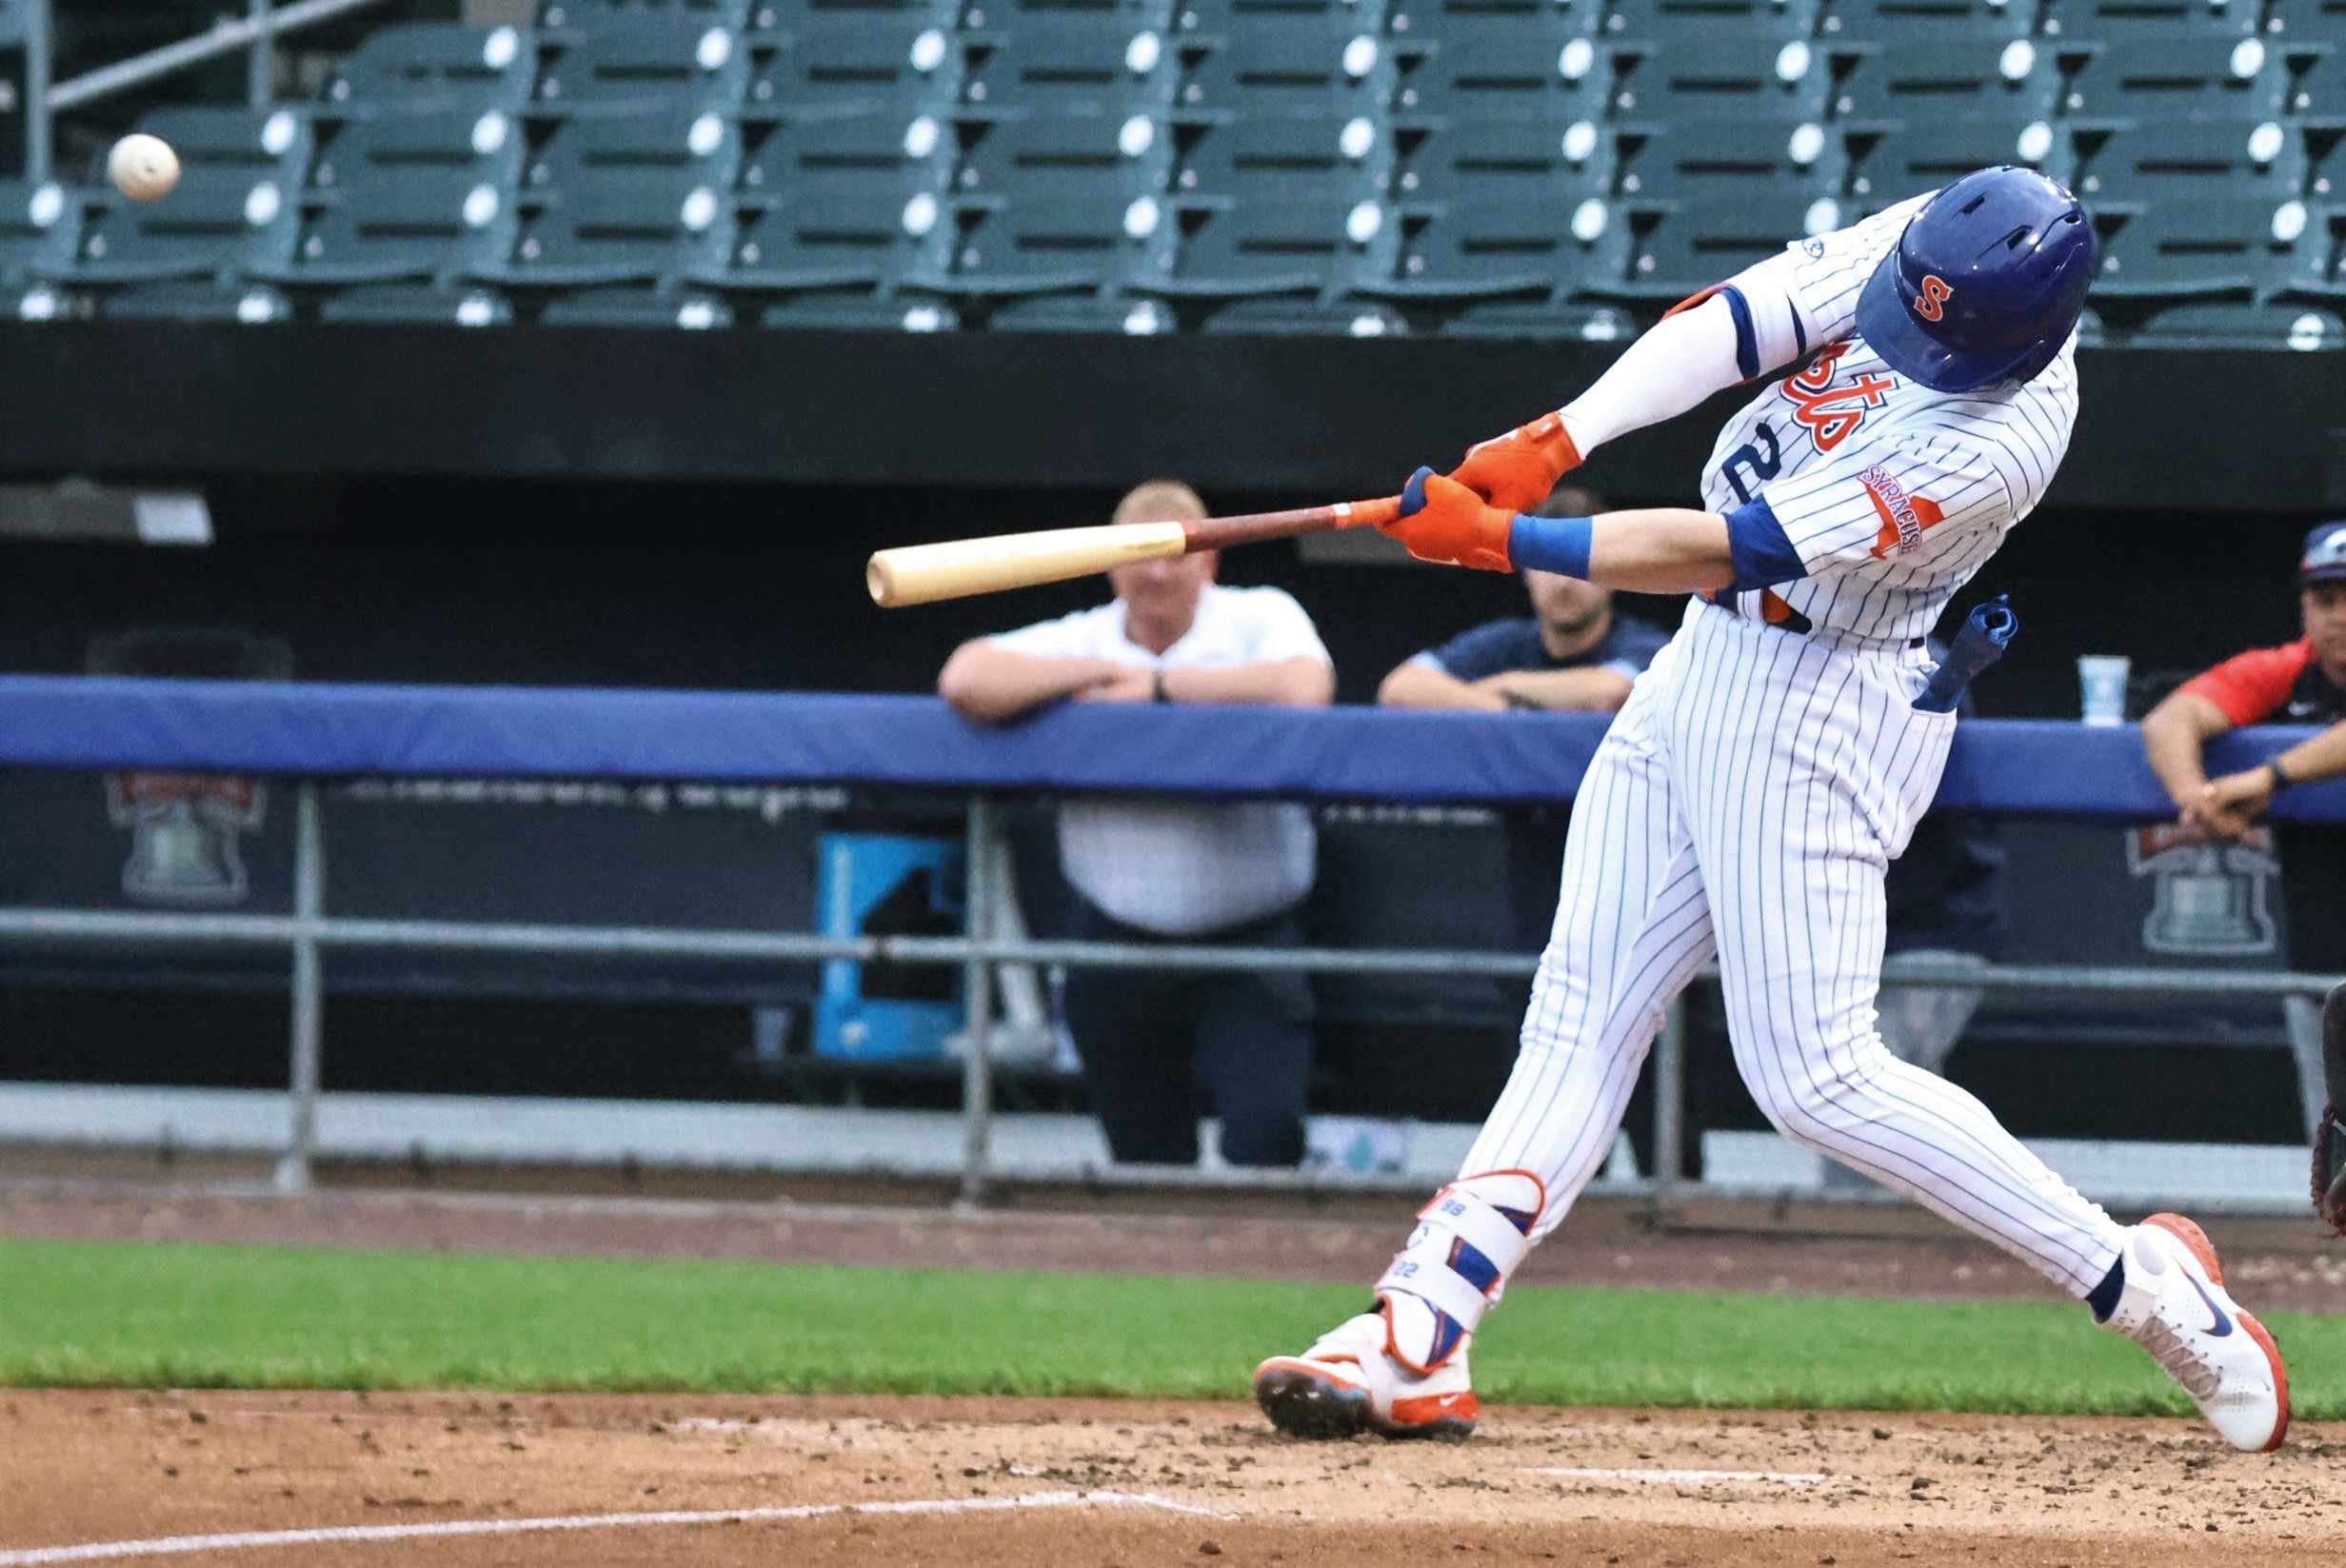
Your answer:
[108,134,181,203]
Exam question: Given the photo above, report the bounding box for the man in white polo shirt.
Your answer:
[938,479,1337,1166]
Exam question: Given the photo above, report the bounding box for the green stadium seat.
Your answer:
[1200,295,1408,332]
[1438,298,1637,338]
[56,108,309,286]
[988,291,1177,329]
[533,13,753,112]
[1577,119,1839,297]
[316,284,516,324]
[2128,300,2342,347]
[761,289,964,328]
[1354,121,1610,298]
[540,286,739,324]
[2283,44,2346,127]
[1842,116,2063,210]
[745,14,967,116]
[920,112,1175,293]
[2052,28,2285,124]
[1815,0,2029,42]
[99,280,293,324]
[1828,36,2058,124]
[699,107,956,289]
[1137,114,1386,297]
[0,182,81,293]
[1170,0,1391,119]
[959,17,1180,116]
[1608,31,1830,122]
[256,110,526,287]
[1382,0,1606,124]
[2078,122,2304,300]
[482,109,743,287]
[320,23,537,119]
[542,0,754,26]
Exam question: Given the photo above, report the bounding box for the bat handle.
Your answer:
[1182,495,1401,553]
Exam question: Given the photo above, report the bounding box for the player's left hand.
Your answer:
[1381,467,1516,571]
[2195,768,2276,839]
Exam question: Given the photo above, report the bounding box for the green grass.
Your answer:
[2,1235,2340,1419]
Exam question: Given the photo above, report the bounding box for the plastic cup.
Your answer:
[2078,654,2131,726]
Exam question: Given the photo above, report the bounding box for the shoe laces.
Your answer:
[2134,1315,2222,1400]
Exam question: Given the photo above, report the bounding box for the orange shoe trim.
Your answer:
[2237,1308,2293,1451]
[1390,1390,1479,1427]
[2144,1212,2224,1286]
[1254,1356,1367,1394]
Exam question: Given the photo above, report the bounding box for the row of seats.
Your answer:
[0,5,2336,342]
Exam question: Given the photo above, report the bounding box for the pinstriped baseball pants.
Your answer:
[1461,600,2126,1297]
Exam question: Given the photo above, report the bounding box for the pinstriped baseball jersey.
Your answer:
[1700,193,2080,645]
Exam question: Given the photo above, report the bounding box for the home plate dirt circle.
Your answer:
[3,1392,2340,1567]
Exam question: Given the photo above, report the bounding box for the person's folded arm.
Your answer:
[1379,657,1507,711]
[938,640,1124,723]
[2140,689,2234,817]
[1485,665,1637,712]
[1164,657,1334,707]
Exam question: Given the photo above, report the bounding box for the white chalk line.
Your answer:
[0,1490,1227,1565]
[1524,1467,1829,1486]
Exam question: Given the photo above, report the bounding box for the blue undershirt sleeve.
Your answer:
[1724,495,1809,592]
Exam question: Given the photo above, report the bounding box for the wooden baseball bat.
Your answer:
[865,495,1402,608]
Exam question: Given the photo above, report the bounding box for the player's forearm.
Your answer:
[1558,296,1744,455]
[1379,661,1505,711]
[2140,692,2230,808]
[1512,508,1736,595]
[1166,657,1335,707]
[938,644,1120,722]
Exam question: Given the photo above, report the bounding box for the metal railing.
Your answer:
[23,0,403,183]
[2,777,2336,1205]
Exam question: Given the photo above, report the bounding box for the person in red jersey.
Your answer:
[2142,519,2346,1140]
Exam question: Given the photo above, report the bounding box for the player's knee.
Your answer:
[1740,1044,1893,1151]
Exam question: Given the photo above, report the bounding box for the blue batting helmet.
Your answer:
[1854,167,2096,393]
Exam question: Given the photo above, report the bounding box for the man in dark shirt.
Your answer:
[2141,519,2346,1135]
[1377,484,1672,951]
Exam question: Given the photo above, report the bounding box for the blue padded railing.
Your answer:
[0,675,2337,821]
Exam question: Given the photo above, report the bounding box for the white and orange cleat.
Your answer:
[2103,1212,2289,1451]
[1255,1170,1543,1442]
[1252,1304,1481,1440]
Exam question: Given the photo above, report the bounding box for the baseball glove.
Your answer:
[2316,983,2346,1235]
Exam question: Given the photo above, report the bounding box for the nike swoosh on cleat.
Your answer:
[2184,1273,2234,1337]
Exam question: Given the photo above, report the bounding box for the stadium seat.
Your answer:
[1815,0,2030,42]
[483,109,743,288]
[540,285,739,324]
[919,112,1176,294]
[1828,36,2058,124]
[1842,116,2064,210]
[959,15,1180,116]
[1577,119,1839,298]
[319,23,538,119]
[1199,295,1409,333]
[1438,298,1637,339]
[760,289,964,328]
[987,291,1179,330]
[98,280,294,324]
[54,108,309,286]
[1170,0,1392,120]
[1382,0,1606,124]
[744,14,968,116]
[541,0,754,26]
[316,283,517,325]
[1354,121,1609,298]
[2077,122,2304,301]
[2053,32,2286,124]
[533,12,753,112]
[1137,115,1386,298]
[256,110,527,287]
[0,182,81,298]
[2283,45,2346,127]
[2128,300,2343,348]
[699,108,957,291]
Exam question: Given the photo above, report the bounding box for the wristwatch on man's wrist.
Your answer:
[2269,756,2296,792]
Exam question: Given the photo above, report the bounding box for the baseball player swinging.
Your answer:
[1252,167,2290,1452]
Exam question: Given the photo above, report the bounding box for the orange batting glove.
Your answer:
[1446,410,1583,512]
[1381,466,1515,571]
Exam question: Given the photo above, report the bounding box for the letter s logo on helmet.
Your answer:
[1854,166,2096,393]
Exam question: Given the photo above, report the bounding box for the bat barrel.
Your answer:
[867,522,1189,607]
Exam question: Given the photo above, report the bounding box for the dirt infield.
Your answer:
[3,1391,2339,1567]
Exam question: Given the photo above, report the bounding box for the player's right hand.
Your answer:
[1446,411,1583,513]
[1380,467,1516,571]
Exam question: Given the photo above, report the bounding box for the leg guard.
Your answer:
[1375,1170,1544,1373]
